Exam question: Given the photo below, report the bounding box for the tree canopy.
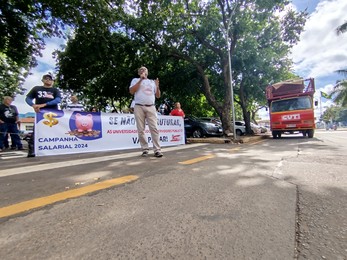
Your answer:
[0,0,111,97]
[56,0,306,134]
[2,0,308,135]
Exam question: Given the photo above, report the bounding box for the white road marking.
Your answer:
[0,144,207,178]
[0,151,27,160]
[273,160,284,175]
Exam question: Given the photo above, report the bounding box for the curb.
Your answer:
[187,134,270,144]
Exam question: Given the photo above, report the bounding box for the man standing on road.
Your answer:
[25,73,61,157]
[0,96,24,152]
[129,66,163,158]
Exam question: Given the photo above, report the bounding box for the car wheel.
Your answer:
[192,128,203,138]
[236,129,242,136]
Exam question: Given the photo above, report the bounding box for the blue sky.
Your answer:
[14,0,347,120]
[292,0,319,13]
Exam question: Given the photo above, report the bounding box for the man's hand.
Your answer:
[32,104,46,113]
[155,78,159,88]
[155,78,161,98]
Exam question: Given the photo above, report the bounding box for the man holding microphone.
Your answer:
[129,66,163,158]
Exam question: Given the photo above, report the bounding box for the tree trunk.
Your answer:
[239,79,252,134]
[195,63,233,137]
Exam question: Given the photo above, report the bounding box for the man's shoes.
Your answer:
[154,151,163,158]
[17,147,25,150]
[27,154,35,158]
[141,150,149,157]
[10,147,16,150]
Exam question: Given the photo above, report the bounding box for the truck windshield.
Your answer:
[271,96,312,112]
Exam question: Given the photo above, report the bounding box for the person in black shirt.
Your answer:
[25,74,61,157]
[0,96,23,152]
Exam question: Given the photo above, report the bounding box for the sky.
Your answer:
[13,0,347,120]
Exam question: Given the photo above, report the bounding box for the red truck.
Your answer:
[266,78,317,139]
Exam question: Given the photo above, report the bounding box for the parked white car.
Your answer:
[234,121,262,135]
[250,123,262,134]
[234,121,246,136]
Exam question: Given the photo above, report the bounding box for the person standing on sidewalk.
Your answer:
[0,96,23,152]
[25,74,61,157]
[129,66,163,157]
[170,102,188,144]
[66,95,84,111]
[170,102,185,118]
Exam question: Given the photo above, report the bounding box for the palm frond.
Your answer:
[333,80,347,107]
[336,21,347,35]
[335,69,347,74]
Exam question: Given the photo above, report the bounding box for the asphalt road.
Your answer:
[0,130,346,259]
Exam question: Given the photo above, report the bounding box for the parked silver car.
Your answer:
[185,116,223,138]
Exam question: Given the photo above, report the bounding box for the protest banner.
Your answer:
[34,110,185,156]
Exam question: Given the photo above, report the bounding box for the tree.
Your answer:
[333,23,347,106]
[0,0,112,97]
[333,70,347,107]
[322,105,344,124]
[116,0,306,135]
[54,0,306,136]
[0,54,27,98]
[55,24,150,111]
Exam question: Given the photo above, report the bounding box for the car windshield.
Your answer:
[271,96,312,112]
[187,115,199,120]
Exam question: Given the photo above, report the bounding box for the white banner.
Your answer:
[34,110,185,156]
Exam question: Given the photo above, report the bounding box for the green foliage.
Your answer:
[0,54,27,99]
[332,70,347,107]
[54,0,306,136]
[322,105,346,123]
[333,80,347,107]
[0,0,112,97]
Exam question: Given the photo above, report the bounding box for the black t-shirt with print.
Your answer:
[0,104,18,123]
[26,86,61,109]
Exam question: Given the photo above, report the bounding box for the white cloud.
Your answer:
[291,0,347,79]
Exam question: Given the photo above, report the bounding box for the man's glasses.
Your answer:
[43,77,53,81]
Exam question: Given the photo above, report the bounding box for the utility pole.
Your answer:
[221,6,239,142]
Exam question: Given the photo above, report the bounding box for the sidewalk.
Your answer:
[187,133,270,144]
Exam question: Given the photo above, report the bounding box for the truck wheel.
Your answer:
[307,129,314,138]
[272,131,278,139]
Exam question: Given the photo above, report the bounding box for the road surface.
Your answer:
[0,130,346,259]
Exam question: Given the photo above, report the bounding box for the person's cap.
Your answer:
[42,74,54,80]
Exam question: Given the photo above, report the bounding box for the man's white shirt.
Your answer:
[129,78,156,105]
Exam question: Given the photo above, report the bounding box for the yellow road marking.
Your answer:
[0,175,139,218]
[179,154,215,165]
[229,147,241,152]
[249,139,265,145]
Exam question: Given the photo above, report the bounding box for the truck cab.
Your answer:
[266,78,317,139]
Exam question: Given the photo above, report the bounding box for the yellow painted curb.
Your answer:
[0,175,139,218]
